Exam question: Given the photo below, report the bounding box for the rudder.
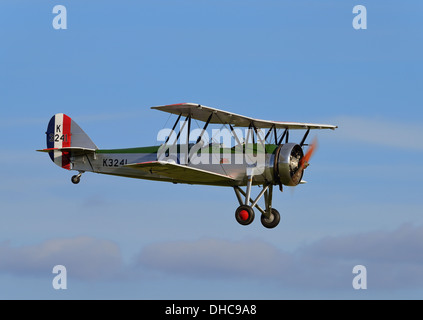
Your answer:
[45,114,97,169]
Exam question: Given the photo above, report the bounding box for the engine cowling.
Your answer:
[273,143,304,186]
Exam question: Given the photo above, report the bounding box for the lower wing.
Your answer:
[124,161,235,185]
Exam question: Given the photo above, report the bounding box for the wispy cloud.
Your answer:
[329,116,423,151]
[135,224,423,290]
[71,110,151,124]
[3,225,423,291]
[136,238,291,278]
[0,110,152,130]
[0,237,122,280]
[0,117,46,129]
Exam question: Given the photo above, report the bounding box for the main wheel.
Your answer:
[235,205,255,226]
[261,208,280,229]
[71,175,80,184]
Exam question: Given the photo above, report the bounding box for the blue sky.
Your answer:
[0,0,422,299]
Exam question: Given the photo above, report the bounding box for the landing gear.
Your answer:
[260,208,280,229]
[71,175,80,184]
[235,205,255,226]
[71,171,84,184]
[233,176,280,228]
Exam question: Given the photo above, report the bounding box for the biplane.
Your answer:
[37,103,337,228]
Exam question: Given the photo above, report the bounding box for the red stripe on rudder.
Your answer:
[62,114,72,170]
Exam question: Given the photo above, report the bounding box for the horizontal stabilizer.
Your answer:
[36,147,96,156]
[124,161,234,185]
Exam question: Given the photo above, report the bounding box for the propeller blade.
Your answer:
[291,137,318,185]
[299,137,318,170]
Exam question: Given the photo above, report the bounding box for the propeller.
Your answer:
[292,137,318,184]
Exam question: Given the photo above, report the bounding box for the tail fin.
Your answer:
[39,114,97,169]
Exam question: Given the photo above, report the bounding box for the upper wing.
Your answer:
[151,103,337,130]
[124,161,235,186]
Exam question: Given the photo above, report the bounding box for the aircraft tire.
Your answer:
[71,175,80,184]
[261,208,280,229]
[235,205,255,226]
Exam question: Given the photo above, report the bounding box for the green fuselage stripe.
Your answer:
[96,146,161,154]
[96,144,279,154]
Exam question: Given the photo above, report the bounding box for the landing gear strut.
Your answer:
[71,171,84,184]
[233,176,280,229]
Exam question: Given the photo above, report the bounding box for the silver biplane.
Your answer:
[37,103,337,228]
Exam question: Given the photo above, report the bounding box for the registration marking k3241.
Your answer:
[102,158,128,167]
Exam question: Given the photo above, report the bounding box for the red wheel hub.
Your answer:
[239,210,249,221]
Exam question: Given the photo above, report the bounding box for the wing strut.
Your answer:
[164,113,182,145]
[252,123,266,151]
[300,128,310,147]
[278,129,288,145]
[186,115,191,163]
[196,113,213,144]
[229,124,242,146]
[264,124,274,143]
[175,115,189,142]
[273,125,278,145]
[158,114,188,160]
[248,123,255,145]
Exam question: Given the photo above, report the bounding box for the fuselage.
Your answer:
[71,143,279,187]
